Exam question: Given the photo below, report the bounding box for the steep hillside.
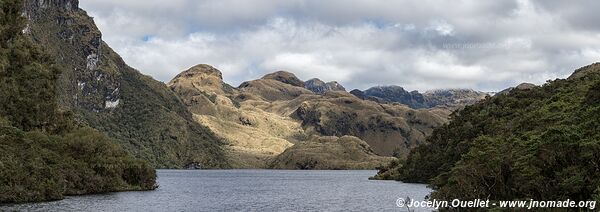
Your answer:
[168,65,299,168]
[170,65,449,169]
[374,63,600,202]
[24,0,228,168]
[291,92,446,156]
[237,71,447,157]
[0,0,155,203]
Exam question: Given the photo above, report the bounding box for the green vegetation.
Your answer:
[0,0,155,203]
[24,0,229,168]
[374,63,600,203]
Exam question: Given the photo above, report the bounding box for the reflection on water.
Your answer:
[1,170,432,212]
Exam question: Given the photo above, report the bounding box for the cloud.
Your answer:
[80,0,600,92]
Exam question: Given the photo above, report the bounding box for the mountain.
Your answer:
[0,0,155,203]
[168,65,298,168]
[373,63,600,203]
[362,86,428,108]
[169,65,449,168]
[496,82,537,95]
[23,0,228,168]
[238,71,313,101]
[357,86,489,109]
[423,89,490,109]
[304,78,346,94]
[270,136,394,170]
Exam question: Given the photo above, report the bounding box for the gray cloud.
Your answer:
[80,0,600,92]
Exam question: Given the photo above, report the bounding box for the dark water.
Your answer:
[1,170,432,212]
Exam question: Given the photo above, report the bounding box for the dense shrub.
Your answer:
[375,64,600,203]
[0,0,156,203]
[0,123,157,203]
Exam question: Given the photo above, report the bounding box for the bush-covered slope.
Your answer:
[374,63,600,202]
[0,0,155,203]
[0,123,156,203]
[23,0,228,168]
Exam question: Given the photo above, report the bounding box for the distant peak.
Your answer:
[515,83,536,90]
[367,85,407,92]
[304,78,346,94]
[173,64,223,80]
[262,71,304,87]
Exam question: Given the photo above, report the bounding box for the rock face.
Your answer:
[363,86,428,108]
[24,0,228,168]
[304,78,346,94]
[270,136,394,170]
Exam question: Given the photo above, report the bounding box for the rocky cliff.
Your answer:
[304,78,346,94]
[24,0,228,168]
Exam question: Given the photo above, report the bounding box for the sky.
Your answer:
[79,0,600,92]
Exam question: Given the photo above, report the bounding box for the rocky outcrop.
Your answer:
[261,71,304,87]
[238,72,314,101]
[25,0,79,12]
[497,83,537,95]
[169,64,232,95]
[25,0,229,168]
[423,89,490,109]
[25,0,115,112]
[363,86,428,109]
[270,136,394,170]
[304,78,346,94]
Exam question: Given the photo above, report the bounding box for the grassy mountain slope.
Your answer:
[374,63,600,202]
[168,65,297,168]
[169,65,434,169]
[269,136,394,170]
[0,0,155,203]
[23,0,228,168]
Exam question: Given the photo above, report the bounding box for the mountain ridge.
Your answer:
[24,0,229,168]
[168,64,480,168]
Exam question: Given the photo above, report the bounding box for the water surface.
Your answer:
[1,170,431,211]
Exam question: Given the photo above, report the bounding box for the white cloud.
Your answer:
[79,0,600,92]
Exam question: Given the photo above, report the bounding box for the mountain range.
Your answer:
[167,64,493,168]
[3,0,598,206]
[19,0,492,170]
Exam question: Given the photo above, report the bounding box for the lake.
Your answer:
[1,170,432,212]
